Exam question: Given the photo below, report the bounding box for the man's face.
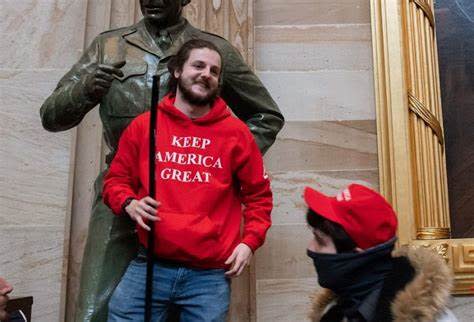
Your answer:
[139,0,186,26]
[175,48,222,106]
[308,228,337,254]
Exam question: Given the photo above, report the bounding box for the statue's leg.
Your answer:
[74,173,138,322]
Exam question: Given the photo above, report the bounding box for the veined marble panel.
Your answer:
[228,268,251,322]
[84,0,113,45]
[0,226,65,322]
[111,0,137,28]
[0,69,72,226]
[451,296,474,322]
[257,71,376,121]
[256,224,316,280]
[257,41,372,72]
[269,169,379,225]
[256,24,372,71]
[256,24,371,43]
[0,0,87,69]
[264,120,377,172]
[255,0,370,26]
[257,278,319,322]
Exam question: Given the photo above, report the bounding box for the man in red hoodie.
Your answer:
[103,39,272,321]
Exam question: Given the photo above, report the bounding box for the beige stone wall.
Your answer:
[0,1,89,321]
[0,0,376,321]
[255,1,377,321]
[2,1,472,321]
[1,1,255,321]
[0,1,145,321]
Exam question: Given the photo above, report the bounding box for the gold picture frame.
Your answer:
[370,0,474,294]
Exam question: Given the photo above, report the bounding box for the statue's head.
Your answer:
[140,0,191,27]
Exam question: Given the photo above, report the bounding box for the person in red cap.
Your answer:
[304,184,458,322]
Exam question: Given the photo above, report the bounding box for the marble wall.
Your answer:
[1,0,473,321]
[255,0,377,320]
[0,0,88,321]
[254,1,474,321]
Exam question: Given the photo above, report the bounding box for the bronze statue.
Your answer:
[40,1,283,321]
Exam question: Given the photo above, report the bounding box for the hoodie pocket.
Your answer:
[155,211,220,261]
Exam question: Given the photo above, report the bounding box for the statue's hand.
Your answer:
[83,60,126,100]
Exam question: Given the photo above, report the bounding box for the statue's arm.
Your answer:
[220,45,284,155]
[40,39,101,132]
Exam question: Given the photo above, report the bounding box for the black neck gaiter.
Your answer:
[307,238,396,316]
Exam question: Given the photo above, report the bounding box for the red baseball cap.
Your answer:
[304,184,397,249]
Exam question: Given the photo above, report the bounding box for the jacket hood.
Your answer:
[158,93,231,125]
[309,246,454,322]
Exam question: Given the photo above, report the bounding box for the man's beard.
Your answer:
[177,76,220,106]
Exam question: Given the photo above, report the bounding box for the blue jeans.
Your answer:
[108,257,230,322]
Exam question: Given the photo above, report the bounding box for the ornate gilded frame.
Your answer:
[370,0,474,294]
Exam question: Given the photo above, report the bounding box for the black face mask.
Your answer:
[307,238,396,310]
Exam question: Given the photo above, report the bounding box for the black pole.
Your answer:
[145,75,159,322]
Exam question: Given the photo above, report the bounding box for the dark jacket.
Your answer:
[309,247,457,322]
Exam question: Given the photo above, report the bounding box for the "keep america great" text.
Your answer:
[156,135,222,183]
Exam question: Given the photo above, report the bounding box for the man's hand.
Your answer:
[82,60,126,100]
[225,243,252,278]
[125,197,160,231]
[0,277,13,321]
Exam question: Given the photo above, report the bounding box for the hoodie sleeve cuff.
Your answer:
[241,235,262,253]
[110,194,137,216]
[121,197,135,216]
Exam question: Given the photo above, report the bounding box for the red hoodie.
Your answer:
[103,94,272,269]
